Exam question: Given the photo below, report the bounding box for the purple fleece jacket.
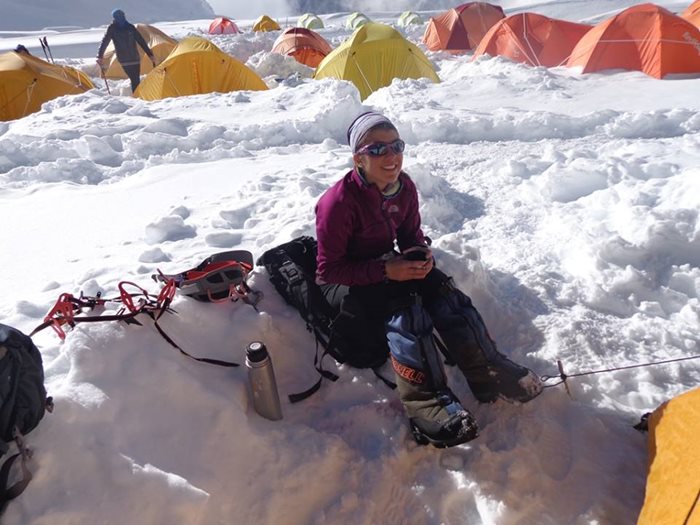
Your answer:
[315,168,426,286]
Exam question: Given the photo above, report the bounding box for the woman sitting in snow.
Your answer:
[315,111,543,448]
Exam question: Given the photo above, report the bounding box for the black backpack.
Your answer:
[0,324,51,513]
[256,236,393,401]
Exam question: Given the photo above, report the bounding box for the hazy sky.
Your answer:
[206,0,294,17]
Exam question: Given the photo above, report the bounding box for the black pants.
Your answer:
[122,63,141,93]
[318,268,451,369]
[321,268,541,404]
[320,268,449,322]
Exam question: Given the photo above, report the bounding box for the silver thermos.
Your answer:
[245,341,283,421]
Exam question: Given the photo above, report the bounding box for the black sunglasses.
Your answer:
[357,139,406,157]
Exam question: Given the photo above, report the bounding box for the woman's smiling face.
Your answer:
[353,127,403,192]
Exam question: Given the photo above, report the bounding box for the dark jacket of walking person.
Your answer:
[315,111,543,448]
[96,9,155,93]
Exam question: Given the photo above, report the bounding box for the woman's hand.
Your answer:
[385,248,434,281]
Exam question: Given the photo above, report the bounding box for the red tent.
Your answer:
[422,2,505,52]
[567,3,700,78]
[271,27,332,68]
[208,17,241,35]
[473,13,592,67]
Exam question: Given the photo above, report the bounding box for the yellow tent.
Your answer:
[0,51,94,121]
[314,22,439,100]
[134,37,268,101]
[637,387,700,525]
[253,15,281,32]
[102,24,177,79]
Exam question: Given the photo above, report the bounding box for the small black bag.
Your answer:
[256,236,391,401]
[0,324,50,513]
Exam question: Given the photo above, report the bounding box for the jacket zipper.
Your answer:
[378,190,394,248]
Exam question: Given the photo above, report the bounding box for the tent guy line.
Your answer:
[540,354,700,389]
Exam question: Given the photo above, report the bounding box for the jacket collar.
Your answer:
[350,167,369,188]
[350,168,404,198]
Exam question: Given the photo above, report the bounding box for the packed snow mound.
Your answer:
[0,0,214,31]
[247,51,315,80]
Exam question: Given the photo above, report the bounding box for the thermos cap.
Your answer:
[246,341,268,363]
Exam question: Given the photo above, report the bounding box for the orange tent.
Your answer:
[567,3,700,78]
[209,16,241,34]
[422,2,505,52]
[681,0,700,27]
[473,13,592,67]
[271,27,332,68]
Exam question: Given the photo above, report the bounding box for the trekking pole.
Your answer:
[42,37,54,63]
[38,38,49,61]
[100,67,111,95]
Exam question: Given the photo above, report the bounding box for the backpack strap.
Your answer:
[0,429,33,514]
[371,367,396,390]
[274,245,344,403]
[287,336,339,403]
[287,341,397,402]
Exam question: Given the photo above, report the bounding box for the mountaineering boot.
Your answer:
[404,387,479,448]
[386,298,479,448]
[427,278,543,404]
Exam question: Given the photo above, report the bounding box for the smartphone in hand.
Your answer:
[404,250,428,261]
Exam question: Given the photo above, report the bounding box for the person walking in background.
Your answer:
[315,111,543,448]
[96,9,156,93]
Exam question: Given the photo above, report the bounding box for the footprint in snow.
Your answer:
[441,490,483,525]
[205,232,243,248]
[138,247,171,263]
[533,417,574,481]
[144,215,196,244]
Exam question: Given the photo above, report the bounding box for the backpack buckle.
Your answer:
[279,261,303,285]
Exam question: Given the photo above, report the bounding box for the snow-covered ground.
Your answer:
[1,2,699,524]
